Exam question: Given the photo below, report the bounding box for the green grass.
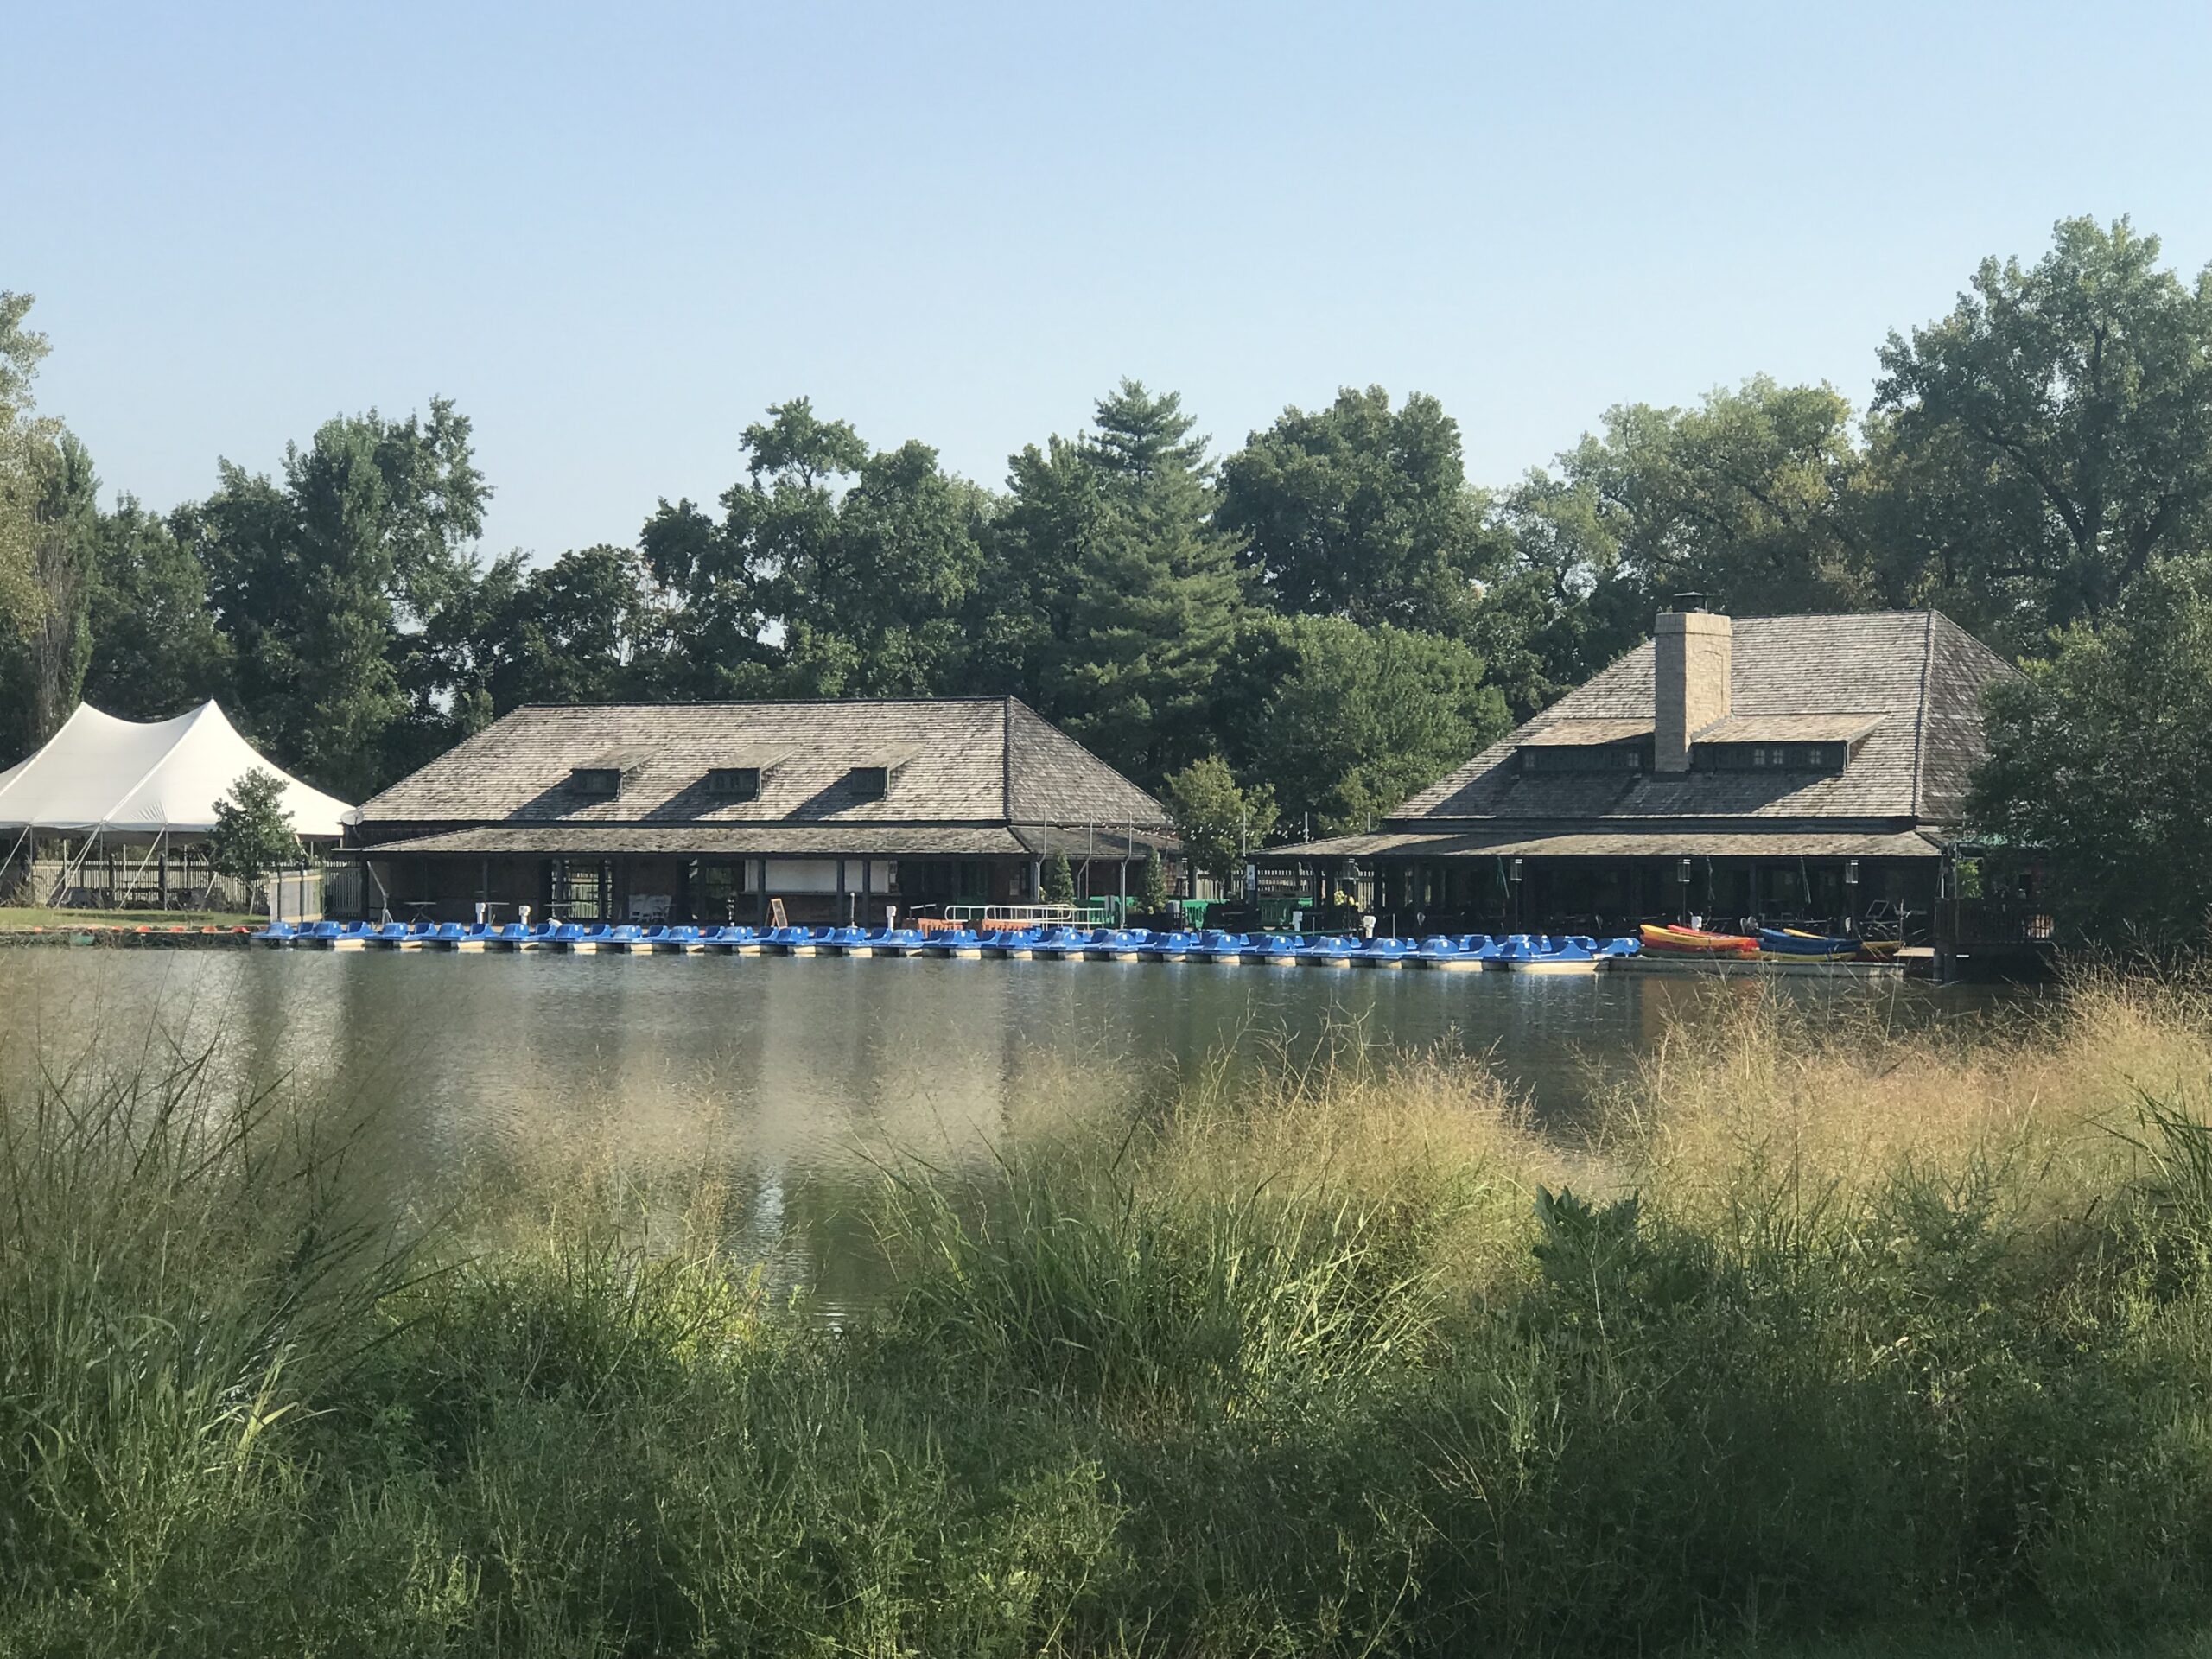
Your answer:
[11,979,2212,1654]
[0,906,261,928]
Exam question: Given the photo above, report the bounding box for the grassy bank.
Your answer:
[10,981,2212,1655]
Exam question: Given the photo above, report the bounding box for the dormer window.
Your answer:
[1701,743,1847,773]
[849,766,890,801]
[1518,744,1646,774]
[569,766,621,798]
[706,766,760,801]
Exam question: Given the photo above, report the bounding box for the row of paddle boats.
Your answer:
[252,919,1640,971]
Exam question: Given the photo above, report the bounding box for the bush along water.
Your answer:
[15,981,2212,1653]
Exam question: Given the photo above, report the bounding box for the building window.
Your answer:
[849,766,889,800]
[1697,741,1850,772]
[696,861,743,920]
[705,766,760,801]
[1519,744,1647,773]
[569,767,621,798]
[550,859,606,919]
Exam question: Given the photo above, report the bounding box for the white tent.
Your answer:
[0,702,355,838]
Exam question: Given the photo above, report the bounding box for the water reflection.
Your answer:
[0,950,2008,1306]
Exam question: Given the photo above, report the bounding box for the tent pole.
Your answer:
[54,824,106,906]
[121,831,165,904]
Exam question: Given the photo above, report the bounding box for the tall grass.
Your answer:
[11,977,2212,1653]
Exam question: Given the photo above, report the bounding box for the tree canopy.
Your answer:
[207,767,302,908]
[1876,216,2212,649]
[1216,386,1497,635]
[14,213,2212,889]
[1968,558,2212,949]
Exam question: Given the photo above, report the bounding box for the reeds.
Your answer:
[10,976,2212,1654]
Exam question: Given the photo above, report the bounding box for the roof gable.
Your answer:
[1004,700,1171,828]
[358,697,1170,831]
[1395,611,2017,830]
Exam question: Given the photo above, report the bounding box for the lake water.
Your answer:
[0,948,2005,1309]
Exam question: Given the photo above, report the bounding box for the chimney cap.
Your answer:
[1671,591,1707,613]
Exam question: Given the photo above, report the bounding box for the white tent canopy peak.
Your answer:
[0,701,355,837]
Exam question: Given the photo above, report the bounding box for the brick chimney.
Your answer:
[1654,597,1731,772]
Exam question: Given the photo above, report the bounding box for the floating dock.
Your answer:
[224,922,1917,976]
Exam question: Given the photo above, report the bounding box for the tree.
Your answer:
[1967,557,2212,949]
[207,768,301,918]
[1216,385,1501,633]
[1042,849,1075,905]
[1139,845,1169,912]
[639,494,779,697]
[647,400,988,699]
[1160,756,1276,882]
[661,397,863,698]
[179,399,489,797]
[436,544,669,719]
[0,296,102,760]
[1535,377,1878,620]
[0,291,55,641]
[1216,614,1508,833]
[1876,216,2212,648]
[79,497,232,720]
[987,382,1244,784]
[0,432,99,758]
[774,437,988,697]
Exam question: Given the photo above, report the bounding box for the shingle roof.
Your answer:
[1395,612,2014,830]
[1517,718,1654,747]
[1694,714,1886,745]
[368,825,1033,857]
[1272,829,1942,861]
[356,698,1172,840]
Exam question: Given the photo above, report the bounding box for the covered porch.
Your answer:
[1262,830,1945,942]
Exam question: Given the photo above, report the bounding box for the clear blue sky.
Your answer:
[10,2,2211,560]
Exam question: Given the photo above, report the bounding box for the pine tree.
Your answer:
[990,381,1245,788]
[1140,846,1169,912]
[1043,849,1075,905]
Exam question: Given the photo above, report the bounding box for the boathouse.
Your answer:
[345,697,1175,925]
[1266,604,2017,943]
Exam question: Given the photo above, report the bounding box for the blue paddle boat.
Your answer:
[1028,927,1088,961]
[1192,930,1250,964]
[1354,936,1414,969]
[1140,930,1199,962]
[1082,929,1143,962]
[1489,934,1599,974]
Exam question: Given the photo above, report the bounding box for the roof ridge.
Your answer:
[1908,610,1934,820]
[1710,609,1953,623]
[510,696,1008,710]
